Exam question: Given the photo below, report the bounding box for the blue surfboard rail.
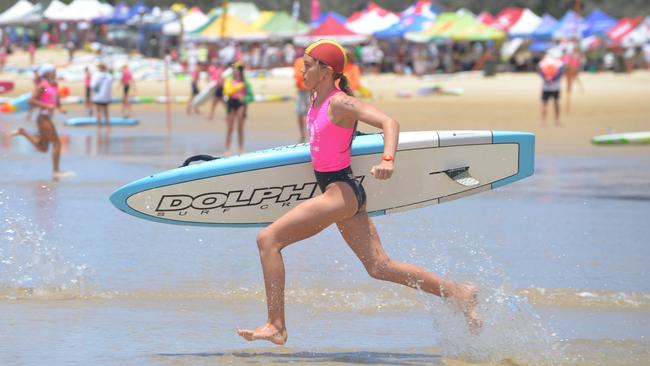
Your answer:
[491,131,535,188]
[65,117,139,126]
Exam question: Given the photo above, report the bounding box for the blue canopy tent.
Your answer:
[374,14,434,39]
[310,12,346,28]
[92,2,130,24]
[584,8,617,37]
[93,2,149,25]
[553,10,589,39]
[530,14,557,40]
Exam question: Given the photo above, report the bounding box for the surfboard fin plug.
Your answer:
[444,167,479,187]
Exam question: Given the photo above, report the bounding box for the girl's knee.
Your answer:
[256,228,278,253]
[366,257,392,280]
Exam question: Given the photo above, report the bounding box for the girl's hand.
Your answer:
[370,160,394,180]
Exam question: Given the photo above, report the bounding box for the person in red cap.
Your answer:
[237,40,480,345]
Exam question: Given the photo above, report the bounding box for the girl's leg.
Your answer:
[104,105,110,127]
[336,207,480,331]
[236,106,245,153]
[8,126,44,150]
[238,182,358,344]
[208,98,218,120]
[224,111,235,156]
[96,104,102,126]
[36,116,61,173]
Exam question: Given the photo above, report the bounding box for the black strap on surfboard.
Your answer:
[180,154,220,167]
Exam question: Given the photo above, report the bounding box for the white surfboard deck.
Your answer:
[110,130,535,227]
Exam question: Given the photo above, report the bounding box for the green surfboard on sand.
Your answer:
[592,132,650,145]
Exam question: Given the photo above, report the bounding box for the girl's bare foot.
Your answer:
[223,149,232,157]
[52,171,76,180]
[7,128,25,138]
[237,323,287,345]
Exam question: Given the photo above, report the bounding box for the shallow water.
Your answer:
[1,125,649,365]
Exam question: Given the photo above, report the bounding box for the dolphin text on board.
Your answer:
[155,182,319,214]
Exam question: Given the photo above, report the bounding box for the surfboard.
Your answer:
[65,117,139,126]
[0,81,14,94]
[191,81,217,109]
[591,131,650,145]
[110,130,534,227]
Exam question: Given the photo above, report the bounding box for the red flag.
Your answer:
[311,0,320,23]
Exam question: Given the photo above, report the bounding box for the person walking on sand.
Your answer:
[84,66,92,116]
[237,40,480,345]
[562,44,582,114]
[538,50,565,126]
[8,64,71,179]
[120,64,135,118]
[207,61,225,121]
[293,52,309,143]
[186,64,201,115]
[91,63,113,126]
[222,61,250,156]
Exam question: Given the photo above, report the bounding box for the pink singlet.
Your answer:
[306,89,354,172]
[38,79,57,115]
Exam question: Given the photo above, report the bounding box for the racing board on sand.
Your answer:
[65,117,139,126]
[591,131,650,145]
[110,130,535,227]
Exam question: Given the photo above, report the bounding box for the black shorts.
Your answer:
[214,85,224,98]
[94,102,110,107]
[314,166,366,212]
[542,90,560,101]
[227,98,244,114]
[123,84,130,97]
[85,86,91,99]
[191,82,199,96]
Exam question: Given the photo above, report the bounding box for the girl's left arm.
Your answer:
[331,94,400,180]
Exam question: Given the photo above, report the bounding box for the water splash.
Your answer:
[413,230,564,364]
[0,189,95,299]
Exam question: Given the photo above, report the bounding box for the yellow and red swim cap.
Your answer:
[305,40,347,74]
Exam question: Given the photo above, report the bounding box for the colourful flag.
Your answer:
[311,0,320,23]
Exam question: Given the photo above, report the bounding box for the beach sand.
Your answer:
[3,49,650,158]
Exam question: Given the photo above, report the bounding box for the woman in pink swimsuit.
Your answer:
[9,64,69,179]
[237,40,480,345]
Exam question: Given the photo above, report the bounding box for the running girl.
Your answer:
[237,40,480,345]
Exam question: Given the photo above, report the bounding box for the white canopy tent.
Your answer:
[0,0,43,25]
[346,9,399,35]
[507,8,542,37]
[622,16,650,47]
[43,0,69,21]
[47,0,112,22]
[163,8,208,36]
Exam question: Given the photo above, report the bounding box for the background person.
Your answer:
[8,64,70,179]
[91,63,114,126]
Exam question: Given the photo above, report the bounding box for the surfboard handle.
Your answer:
[181,154,220,167]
